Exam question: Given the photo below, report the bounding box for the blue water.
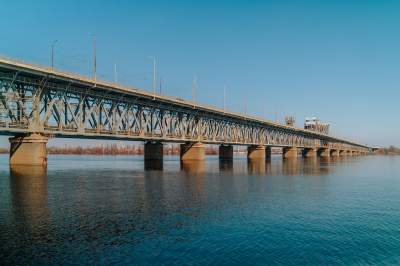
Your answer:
[1,155,400,265]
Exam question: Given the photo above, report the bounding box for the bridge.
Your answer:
[0,57,372,168]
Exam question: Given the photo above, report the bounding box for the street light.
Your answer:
[114,63,118,84]
[148,56,156,99]
[223,84,226,112]
[91,34,96,84]
[51,40,58,70]
[192,73,197,108]
[159,77,164,95]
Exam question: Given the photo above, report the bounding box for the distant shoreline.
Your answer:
[0,144,280,156]
[0,145,398,156]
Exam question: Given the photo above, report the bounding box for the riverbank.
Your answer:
[0,144,397,156]
[376,146,400,155]
[47,144,223,155]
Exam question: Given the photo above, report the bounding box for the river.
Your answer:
[1,155,399,265]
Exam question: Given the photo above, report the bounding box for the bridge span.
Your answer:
[0,57,372,167]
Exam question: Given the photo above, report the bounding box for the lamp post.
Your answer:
[114,63,117,83]
[223,84,226,112]
[92,34,96,84]
[192,73,197,108]
[148,56,156,99]
[51,40,58,70]
[159,77,164,95]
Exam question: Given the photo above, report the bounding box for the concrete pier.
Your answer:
[339,150,346,156]
[144,142,163,161]
[302,148,317,158]
[144,142,163,170]
[283,147,298,159]
[9,134,48,166]
[219,145,233,160]
[330,149,339,157]
[318,148,330,158]
[247,145,265,160]
[180,142,205,161]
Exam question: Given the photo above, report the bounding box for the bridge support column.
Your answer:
[347,150,353,156]
[9,134,48,166]
[283,147,298,159]
[302,148,317,158]
[318,148,330,158]
[144,142,163,170]
[247,145,265,160]
[219,145,233,160]
[330,149,339,157]
[339,150,346,156]
[180,142,205,161]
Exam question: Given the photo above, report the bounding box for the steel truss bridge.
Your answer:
[0,57,370,153]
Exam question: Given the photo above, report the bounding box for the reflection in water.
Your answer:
[180,161,205,199]
[219,159,233,172]
[180,160,205,176]
[9,165,49,229]
[262,157,333,176]
[282,158,300,176]
[306,158,332,175]
[247,159,266,175]
[144,170,166,218]
[303,158,320,175]
[144,159,163,170]
[1,154,389,265]
[319,157,331,163]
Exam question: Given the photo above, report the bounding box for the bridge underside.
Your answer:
[8,133,371,167]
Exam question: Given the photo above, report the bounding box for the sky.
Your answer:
[0,0,399,147]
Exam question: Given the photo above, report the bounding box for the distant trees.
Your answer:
[47,144,143,155]
[0,143,398,156]
[376,146,400,155]
[46,144,220,155]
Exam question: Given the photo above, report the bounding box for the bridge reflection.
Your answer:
[219,159,234,172]
[7,157,336,222]
[9,166,49,234]
[175,156,335,176]
[4,156,347,258]
[276,158,332,176]
[247,159,267,175]
[144,159,164,171]
[180,160,205,176]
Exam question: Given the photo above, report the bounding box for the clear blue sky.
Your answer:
[1,0,399,147]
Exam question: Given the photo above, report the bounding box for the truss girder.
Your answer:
[0,71,369,152]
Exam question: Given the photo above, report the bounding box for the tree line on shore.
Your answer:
[0,144,247,155]
[0,143,398,155]
[376,146,400,155]
[46,144,221,155]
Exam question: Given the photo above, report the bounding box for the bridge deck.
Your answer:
[0,56,370,149]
